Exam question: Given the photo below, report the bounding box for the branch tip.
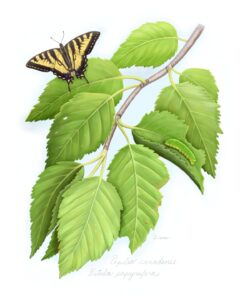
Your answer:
[103,24,205,151]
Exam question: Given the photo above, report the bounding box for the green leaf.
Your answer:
[112,21,178,68]
[179,68,222,134]
[43,162,83,261]
[155,82,220,177]
[42,229,59,260]
[58,177,122,277]
[48,168,84,233]
[133,111,205,192]
[46,92,115,166]
[179,68,219,101]
[26,58,123,121]
[30,162,83,257]
[108,144,169,253]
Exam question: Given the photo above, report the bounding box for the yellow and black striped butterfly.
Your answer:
[26,31,100,90]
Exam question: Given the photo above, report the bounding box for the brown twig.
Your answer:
[103,24,204,150]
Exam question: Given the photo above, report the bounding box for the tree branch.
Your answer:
[104,24,204,150]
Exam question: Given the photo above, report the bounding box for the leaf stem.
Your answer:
[119,118,159,136]
[168,68,183,98]
[172,68,182,76]
[104,24,204,151]
[87,155,105,177]
[99,155,107,179]
[117,119,131,144]
[84,84,138,176]
[178,37,187,42]
[79,75,145,88]
[121,75,146,84]
[167,68,177,90]
[117,119,139,130]
[82,149,106,167]
[112,84,139,99]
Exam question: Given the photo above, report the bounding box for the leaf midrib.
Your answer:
[181,73,213,98]
[32,164,81,255]
[32,76,122,119]
[181,72,218,100]
[49,94,114,163]
[175,87,214,174]
[127,144,139,250]
[71,178,102,257]
[116,36,177,61]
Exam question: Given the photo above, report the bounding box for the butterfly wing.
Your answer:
[26,48,73,82]
[64,31,100,78]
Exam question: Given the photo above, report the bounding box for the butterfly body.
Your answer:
[26,31,100,90]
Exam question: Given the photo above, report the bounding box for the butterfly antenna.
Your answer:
[50,36,60,45]
[61,31,65,44]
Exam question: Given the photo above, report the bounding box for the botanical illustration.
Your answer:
[26,21,221,277]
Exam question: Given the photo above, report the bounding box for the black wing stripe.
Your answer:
[85,32,100,55]
[26,61,51,72]
[74,38,81,49]
[75,56,88,78]
[69,40,75,55]
[44,51,52,63]
[49,49,59,63]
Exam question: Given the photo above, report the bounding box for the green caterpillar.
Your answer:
[165,138,196,165]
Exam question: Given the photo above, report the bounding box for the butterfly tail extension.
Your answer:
[83,75,89,84]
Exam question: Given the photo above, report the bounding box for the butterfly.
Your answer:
[26,31,100,90]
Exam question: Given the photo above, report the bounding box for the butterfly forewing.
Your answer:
[26,48,71,80]
[26,49,56,72]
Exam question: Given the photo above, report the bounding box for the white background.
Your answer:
[1,0,240,299]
